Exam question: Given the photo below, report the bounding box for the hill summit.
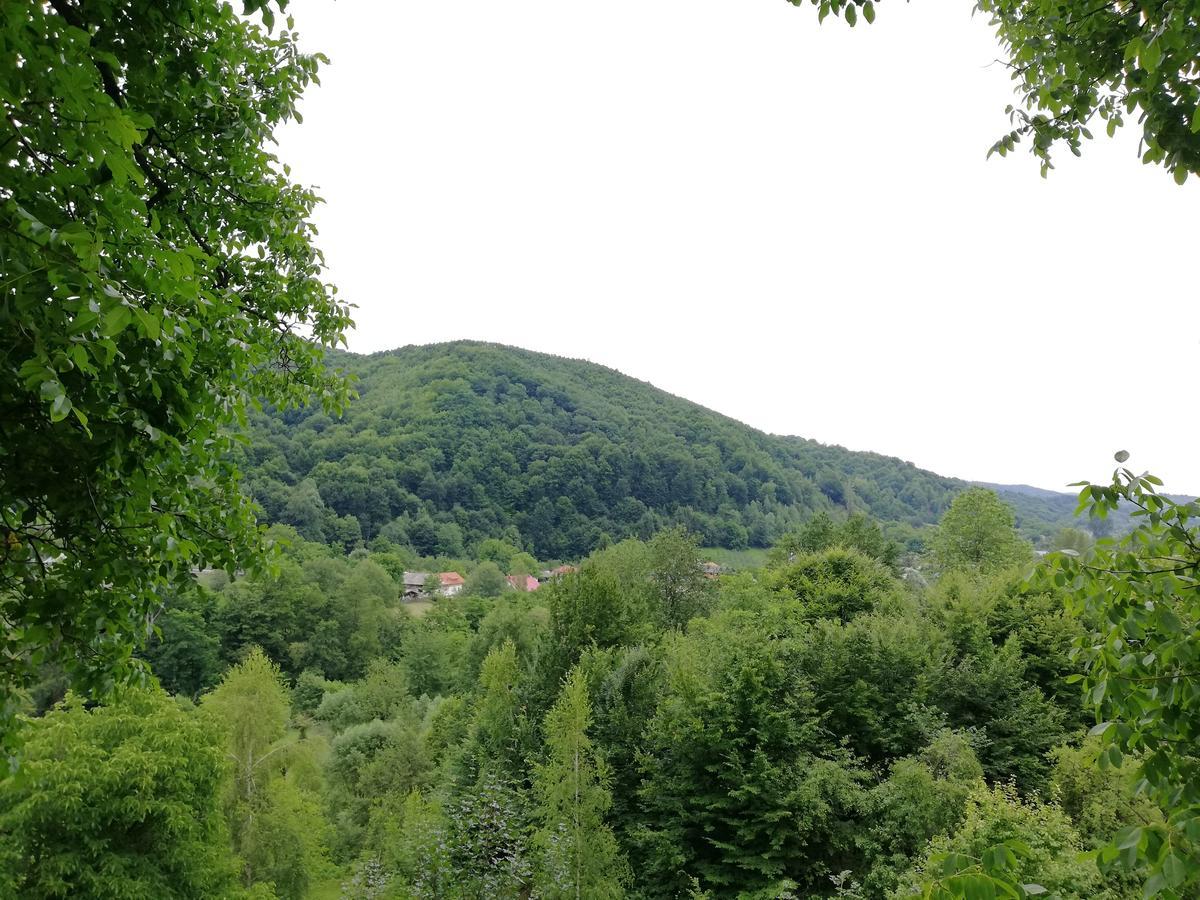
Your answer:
[243,341,1082,557]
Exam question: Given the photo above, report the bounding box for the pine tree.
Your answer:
[532,668,629,900]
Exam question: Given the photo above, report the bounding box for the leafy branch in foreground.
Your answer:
[0,0,352,763]
[789,0,1200,182]
[1038,455,1200,898]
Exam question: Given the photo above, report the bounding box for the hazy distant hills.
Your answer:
[975,482,1076,500]
[241,342,1116,556]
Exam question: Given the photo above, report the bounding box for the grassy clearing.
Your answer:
[403,599,436,618]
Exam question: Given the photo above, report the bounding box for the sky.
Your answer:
[276,0,1199,496]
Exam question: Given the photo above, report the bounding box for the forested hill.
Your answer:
[243,341,1082,557]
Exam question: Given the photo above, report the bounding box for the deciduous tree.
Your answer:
[0,688,240,898]
[532,667,629,900]
[0,0,351,747]
[930,488,1031,575]
[1043,459,1200,897]
[790,0,1200,182]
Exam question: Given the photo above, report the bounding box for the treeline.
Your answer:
[1,493,1157,898]
[241,343,986,559]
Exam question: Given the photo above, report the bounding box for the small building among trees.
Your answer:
[402,570,465,599]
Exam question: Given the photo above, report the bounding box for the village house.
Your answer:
[701,561,723,579]
[402,571,428,600]
[439,571,465,596]
[402,570,465,599]
[539,564,577,580]
[506,574,540,592]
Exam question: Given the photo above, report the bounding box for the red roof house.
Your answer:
[506,574,540,592]
[439,572,465,596]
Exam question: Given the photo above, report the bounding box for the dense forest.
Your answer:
[242,342,1106,559]
[6,490,1173,899]
[5,1,1199,898]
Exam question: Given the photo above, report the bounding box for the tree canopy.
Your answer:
[0,688,241,899]
[2,500,1186,898]
[0,0,352,744]
[1041,459,1200,895]
[243,342,1098,560]
[791,0,1200,182]
[930,487,1033,574]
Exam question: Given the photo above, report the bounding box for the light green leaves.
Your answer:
[0,689,241,896]
[1139,40,1163,75]
[49,393,72,423]
[1036,466,1200,895]
[101,303,132,336]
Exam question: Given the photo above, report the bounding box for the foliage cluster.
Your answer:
[0,0,351,756]
[9,491,1181,899]
[243,343,1107,563]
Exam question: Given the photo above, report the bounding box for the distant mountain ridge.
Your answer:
[241,341,1116,557]
[975,482,1076,500]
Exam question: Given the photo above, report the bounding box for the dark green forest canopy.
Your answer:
[242,341,1110,559]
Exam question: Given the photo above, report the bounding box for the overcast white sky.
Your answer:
[277,0,1199,496]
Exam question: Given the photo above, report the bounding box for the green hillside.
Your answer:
[243,341,1089,557]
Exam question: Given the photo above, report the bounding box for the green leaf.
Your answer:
[1116,826,1143,850]
[49,393,72,423]
[942,853,973,876]
[1005,840,1033,858]
[863,2,875,24]
[1161,853,1186,888]
[1140,40,1162,73]
[962,874,997,900]
[134,307,161,340]
[1143,871,1167,898]
[102,304,132,336]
